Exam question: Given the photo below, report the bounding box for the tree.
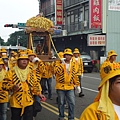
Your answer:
[0,37,6,45]
[6,31,28,47]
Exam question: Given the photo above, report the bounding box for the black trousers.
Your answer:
[11,105,33,120]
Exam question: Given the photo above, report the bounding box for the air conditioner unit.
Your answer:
[62,30,67,36]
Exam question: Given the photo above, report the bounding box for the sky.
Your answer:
[0,0,39,42]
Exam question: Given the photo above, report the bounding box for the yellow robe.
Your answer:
[42,62,53,79]
[54,61,80,90]
[72,57,84,75]
[79,102,119,120]
[2,65,42,116]
[0,69,8,103]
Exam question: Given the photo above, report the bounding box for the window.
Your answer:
[79,7,83,22]
[71,14,74,23]
[84,4,89,21]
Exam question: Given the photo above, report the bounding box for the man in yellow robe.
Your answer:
[72,48,84,97]
[54,48,80,120]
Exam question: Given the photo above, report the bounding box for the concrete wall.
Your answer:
[106,2,120,61]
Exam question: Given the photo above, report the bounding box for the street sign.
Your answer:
[54,29,62,35]
[17,23,26,29]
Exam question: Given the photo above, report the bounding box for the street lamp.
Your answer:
[16,36,21,51]
[9,45,11,58]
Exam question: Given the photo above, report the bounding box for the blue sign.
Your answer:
[17,23,26,29]
[54,29,62,35]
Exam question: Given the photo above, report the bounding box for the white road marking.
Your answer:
[82,87,98,93]
[84,75,101,80]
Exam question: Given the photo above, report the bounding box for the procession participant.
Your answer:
[0,48,7,56]
[2,52,45,120]
[0,58,8,120]
[79,62,120,120]
[100,50,118,72]
[107,50,117,63]
[101,50,117,64]
[27,49,45,82]
[27,50,45,118]
[9,51,18,68]
[54,48,80,120]
[41,62,54,100]
[72,48,84,97]
[2,55,10,71]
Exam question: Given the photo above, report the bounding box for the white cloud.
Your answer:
[0,0,39,42]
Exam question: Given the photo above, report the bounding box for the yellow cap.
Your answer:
[11,51,15,54]
[108,50,117,58]
[0,58,4,65]
[58,52,63,59]
[27,50,37,57]
[2,55,8,59]
[73,48,80,54]
[64,48,73,56]
[1,48,7,53]
[18,52,29,60]
[13,52,17,56]
[99,62,120,89]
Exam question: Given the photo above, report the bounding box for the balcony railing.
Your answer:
[64,0,88,8]
[65,21,89,33]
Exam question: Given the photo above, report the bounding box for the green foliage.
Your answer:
[6,30,28,47]
[0,37,6,45]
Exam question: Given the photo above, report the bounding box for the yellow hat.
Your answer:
[64,48,73,56]
[18,52,29,60]
[11,51,15,54]
[0,58,4,65]
[27,50,37,57]
[73,48,80,54]
[13,52,17,56]
[58,52,63,59]
[1,48,7,53]
[108,50,117,58]
[99,62,120,89]
[2,55,8,59]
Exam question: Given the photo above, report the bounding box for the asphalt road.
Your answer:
[7,72,101,120]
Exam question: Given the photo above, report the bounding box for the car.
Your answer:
[80,53,94,73]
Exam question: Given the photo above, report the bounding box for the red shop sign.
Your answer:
[89,0,102,29]
[55,0,63,25]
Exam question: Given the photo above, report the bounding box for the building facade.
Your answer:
[40,0,105,60]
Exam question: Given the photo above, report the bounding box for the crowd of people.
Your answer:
[0,47,120,120]
[0,47,84,120]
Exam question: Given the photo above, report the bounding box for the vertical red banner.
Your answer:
[89,0,102,29]
[55,0,63,25]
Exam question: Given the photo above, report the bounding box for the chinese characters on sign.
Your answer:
[87,35,106,46]
[108,0,120,11]
[55,0,63,25]
[89,0,102,29]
